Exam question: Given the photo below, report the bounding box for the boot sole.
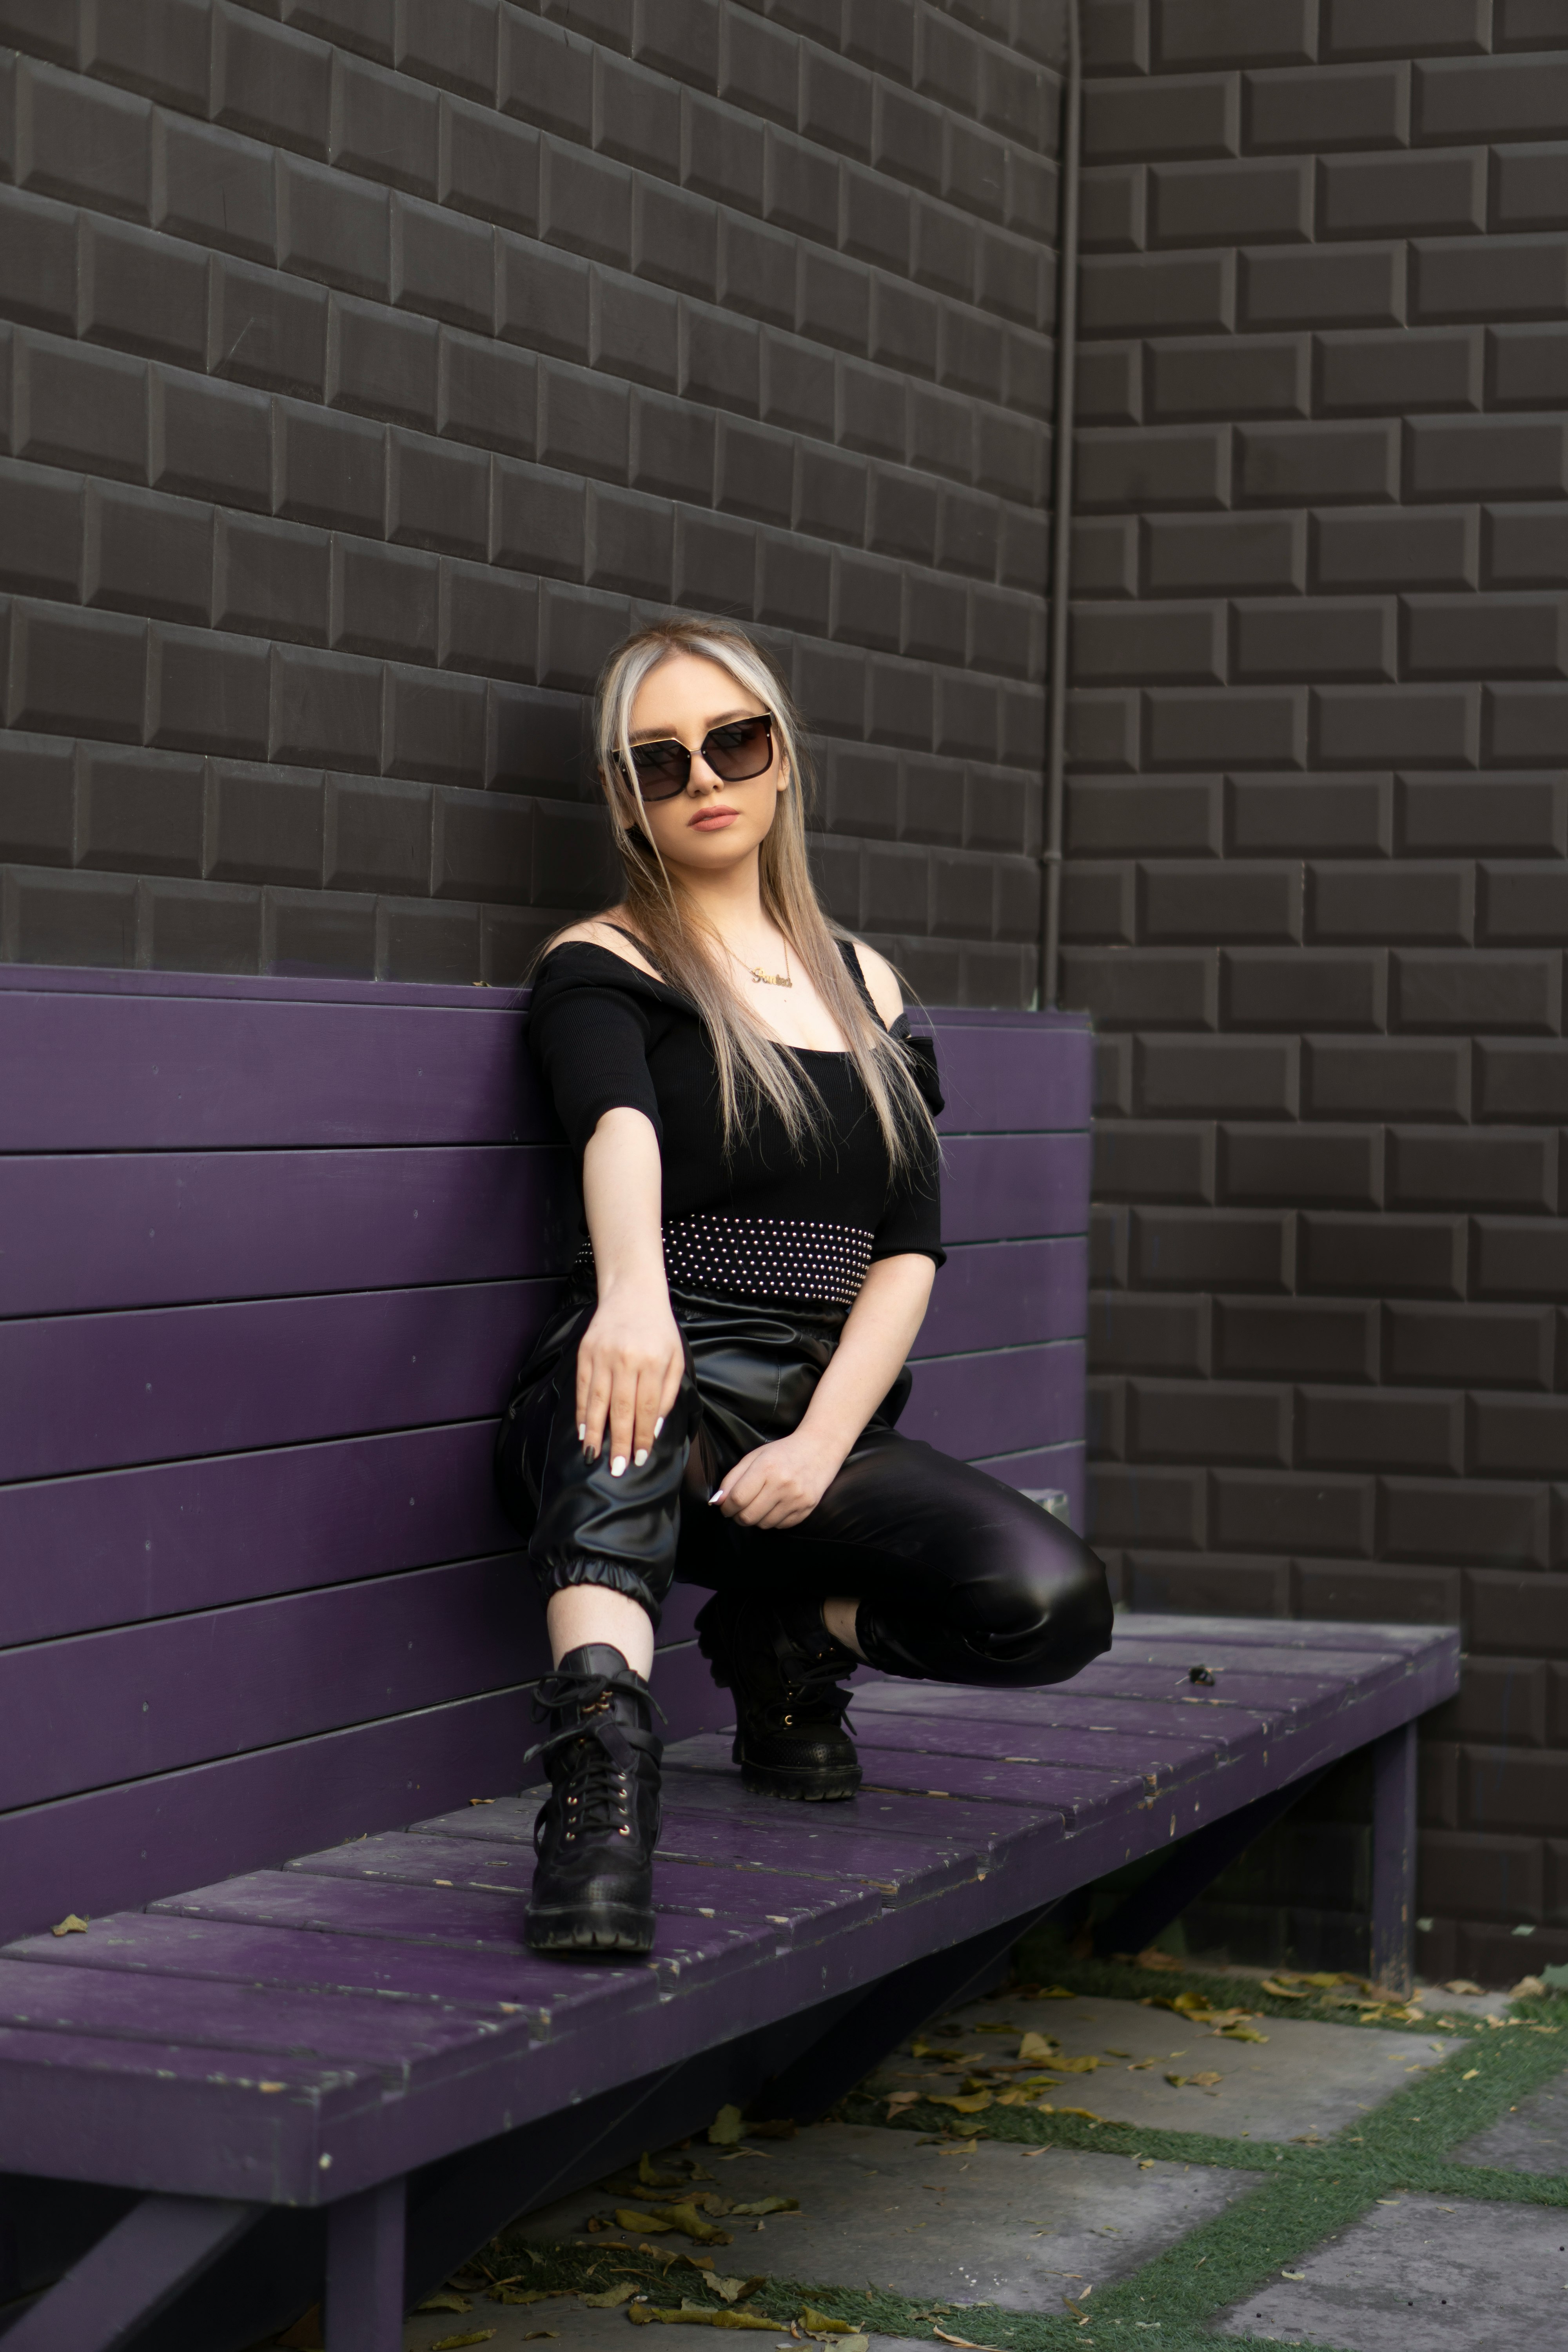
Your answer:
[739,1760,861,1802]
[525,1909,655,1955]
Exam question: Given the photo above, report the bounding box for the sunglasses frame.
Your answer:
[615,712,777,804]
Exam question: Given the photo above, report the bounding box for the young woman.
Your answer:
[495,617,1111,1955]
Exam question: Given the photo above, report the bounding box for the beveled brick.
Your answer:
[1147,688,1308,771]
[1089,1292,1210,1377]
[497,232,591,363]
[1067,778,1223,857]
[1300,1385,1464,1475]
[9,601,147,743]
[155,114,276,267]
[1072,517,1139,598]
[277,153,391,302]
[1321,149,1485,238]
[1221,1122,1383,1207]
[1230,774,1393,856]
[274,402,385,533]
[1062,946,1219,1030]
[1130,1206,1290,1290]
[16,55,151,221]
[15,334,148,485]
[270,641,383,771]
[1312,503,1477,591]
[7,865,139,968]
[1146,334,1310,423]
[1470,1396,1568,1478]
[1214,1468,1376,1555]
[1409,415,1568,501]
[1085,70,1240,164]
[207,760,324,889]
[323,771,430,892]
[1388,1124,1556,1212]
[1064,688,1140,773]
[1074,345,1142,428]
[1298,1210,1464,1298]
[1414,53,1568,145]
[382,665,486,788]
[1468,1568,1568,1659]
[1315,324,1481,415]
[1305,1035,1469,1121]
[0,730,73,866]
[1492,143,1568,234]
[86,0,213,109]
[1486,681,1568,766]
[1238,419,1399,505]
[539,362,630,485]
[77,214,207,371]
[1245,60,1410,154]
[1392,948,1560,1034]
[1234,596,1396,683]
[330,537,437,662]
[147,622,270,760]
[1475,1039,1568,1123]
[209,256,329,399]
[1474,1217,1568,1300]
[78,742,203,879]
[1308,860,1472,945]
[1073,601,1226,686]
[1313,682,1481,769]
[327,294,439,430]
[82,481,211,628]
[1390,1301,1555,1389]
[392,196,494,336]
[1429,1658,1548,1748]
[1144,512,1307,594]
[0,188,80,338]
[1094,1119,1216,1205]
[1089,1464,1206,1549]
[1079,250,1236,339]
[1151,156,1310,245]
[1076,423,1230,511]
[1137,1033,1298,1117]
[140,875,261,973]
[1488,324,1568,413]
[331,49,439,195]
[265,885,376,979]
[1129,1377,1291,1466]
[1080,162,1145,254]
[1398,775,1563,857]
[1223,946,1387,1030]
[440,95,539,236]
[1414,232,1568,325]
[0,458,83,601]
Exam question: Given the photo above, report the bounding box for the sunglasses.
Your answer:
[617,713,776,803]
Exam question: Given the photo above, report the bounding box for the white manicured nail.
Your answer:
[577,1423,586,1442]
[653,1416,664,1438]
[708,1487,726,1504]
[634,1448,648,1467]
[611,1455,626,1477]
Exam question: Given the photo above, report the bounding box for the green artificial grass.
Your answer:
[472,1975,1568,2352]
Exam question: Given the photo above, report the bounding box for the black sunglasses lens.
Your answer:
[628,740,690,800]
[703,716,773,781]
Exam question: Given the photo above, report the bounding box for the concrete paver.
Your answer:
[1210,2193,1568,2350]
[1453,2073,1568,2176]
[513,2122,1256,2313]
[404,2310,927,2352]
[896,1991,1463,2144]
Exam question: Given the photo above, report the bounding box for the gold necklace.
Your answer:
[724,937,793,988]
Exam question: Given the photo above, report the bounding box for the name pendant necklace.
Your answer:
[725,937,793,989]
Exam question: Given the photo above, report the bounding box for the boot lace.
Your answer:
[527,1663,664,1851]
[762,1653,856,1737]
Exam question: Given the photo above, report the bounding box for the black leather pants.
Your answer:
[495,1279,1113,1689]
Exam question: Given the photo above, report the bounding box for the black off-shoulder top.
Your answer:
[526,935,944,1310]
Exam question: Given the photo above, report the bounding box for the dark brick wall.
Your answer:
[1064,0,1568,1983]
[0,0,1059,999]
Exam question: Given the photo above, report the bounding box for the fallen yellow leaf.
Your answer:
[927,2091,992,2113]
[50,1915,89,1938]
[709,2106,746,2146]
[1018,2031,1059,2064]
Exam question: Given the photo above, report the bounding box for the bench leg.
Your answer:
[0,2193,258,2352]
[325,2177,407,2352]
[1369,1719,1418,1997]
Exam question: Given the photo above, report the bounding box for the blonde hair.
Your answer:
[575,617,933,1176]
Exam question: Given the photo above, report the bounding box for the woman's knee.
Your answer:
[962,1506,1114,1682]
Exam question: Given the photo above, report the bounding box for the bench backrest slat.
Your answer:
[0,973,1091,1946]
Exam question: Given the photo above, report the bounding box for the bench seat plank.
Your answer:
[0,1959,516,2080]
[912,1237,1087,1355]
[936,1133,1090,1244]
[286,1832,884,1934]
[901,1340,1084,1459]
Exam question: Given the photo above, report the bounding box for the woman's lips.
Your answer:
[689,807,739,830]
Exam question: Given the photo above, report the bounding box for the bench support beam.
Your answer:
[1089,1768,1330,1963]
[1369,1719,1417,1998]
[0,2194,258,2352]
[326,2177,407,2352]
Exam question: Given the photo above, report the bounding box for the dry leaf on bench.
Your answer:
[50,1915,89,1937]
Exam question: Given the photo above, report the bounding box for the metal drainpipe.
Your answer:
[1038,0,1083,1011]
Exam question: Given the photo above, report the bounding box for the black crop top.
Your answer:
[526,936,944,1310]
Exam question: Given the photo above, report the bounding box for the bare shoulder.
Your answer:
[546,914,663,982]
[846,938,905,1029]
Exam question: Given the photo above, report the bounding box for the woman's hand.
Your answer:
[576,1278,684,1475]
[711,1429,845,1530]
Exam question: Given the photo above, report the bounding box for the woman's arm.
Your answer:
[577,1106,685,1475]
[713,1251,936,1530]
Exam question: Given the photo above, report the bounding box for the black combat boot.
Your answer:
[695,1592,861,1801]
[525,1644,663,1954]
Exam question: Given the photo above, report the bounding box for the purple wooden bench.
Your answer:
[0,966,1456,2352]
